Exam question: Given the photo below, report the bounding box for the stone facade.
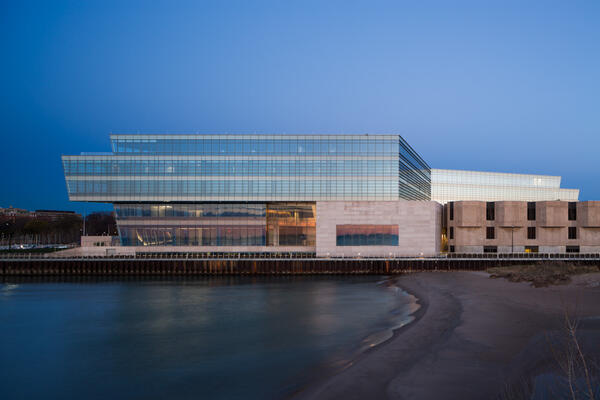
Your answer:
[80,236,115,247]
[446,201,600,253]
[316,201,442,257]
[61,200,600,257]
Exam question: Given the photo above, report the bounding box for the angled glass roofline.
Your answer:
[107,133,430,170]
[110,133,402,140]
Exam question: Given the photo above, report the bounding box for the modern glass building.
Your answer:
[63,134,431,247]
[431,169,579,204]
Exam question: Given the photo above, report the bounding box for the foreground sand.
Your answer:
[295,271,600,400]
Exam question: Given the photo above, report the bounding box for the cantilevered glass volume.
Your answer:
[62,134,431,246]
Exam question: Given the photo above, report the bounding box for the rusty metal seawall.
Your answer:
[1,255,599,276]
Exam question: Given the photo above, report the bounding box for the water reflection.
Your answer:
[0,276,413,400]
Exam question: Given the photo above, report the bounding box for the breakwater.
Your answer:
[1,254,599,276]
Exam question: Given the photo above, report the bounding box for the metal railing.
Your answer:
[1,251,599,261]
[446,252,600,260]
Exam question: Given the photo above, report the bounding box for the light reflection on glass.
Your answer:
[336,225,399,246]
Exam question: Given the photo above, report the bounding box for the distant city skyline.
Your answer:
[1,1,599,214]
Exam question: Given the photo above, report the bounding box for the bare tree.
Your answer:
[546,306,598,399]
[498,305,598,400]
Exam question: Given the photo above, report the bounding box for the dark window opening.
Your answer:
[486,226,495,239]
[449,226,454,240]
[568,227,577,240]
[568,202,577,221]
[527,202,536,221]
[449,245,455,253]
[483,246,497,253]
[449,202,454,221]
[527,227,536,240]
[486,202,495,221]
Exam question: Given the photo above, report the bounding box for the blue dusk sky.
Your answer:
[1,1,599,214]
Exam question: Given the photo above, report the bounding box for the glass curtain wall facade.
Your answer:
[114,203,268,246]
[431,169,579,204]
[63,134,430,247]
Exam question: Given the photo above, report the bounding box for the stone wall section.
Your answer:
[316,201,442,257]
[447,200,600,253]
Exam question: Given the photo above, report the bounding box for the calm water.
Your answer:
[0,276,417,400]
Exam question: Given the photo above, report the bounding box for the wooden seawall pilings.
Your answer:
[1,257,598,276]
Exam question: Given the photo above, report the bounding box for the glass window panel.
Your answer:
[336,225,399,246]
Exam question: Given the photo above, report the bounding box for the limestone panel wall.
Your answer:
[496,226,525,248]
[447,200,600,253]
[454,227,485,246]
[454,201,484,227]
[454,245,483,253]
[496,202,526,227]
[538,201,568,227]
[579,227,600,246]
[579,201,600,227]
[537,227,568,246]
[316,201,442,257]
[81,236,114,247]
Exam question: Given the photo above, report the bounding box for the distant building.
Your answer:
[34,210,81,221]
[0,207,33,217]
[432,169,579,204]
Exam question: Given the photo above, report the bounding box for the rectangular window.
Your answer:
[449,226,454,240]
[266,203,316,246]
[336,225,399,246]
[527,227,536,240]
[525,246,539,253]
[449,202,454,221]
[449,245,455,253]
[566,245,580,253]
[568,202,577,221]
[527,202,536,221]
[486,226,495,240]
[486,202,495,221]
[568,227,577,240]
[483,246,497,253]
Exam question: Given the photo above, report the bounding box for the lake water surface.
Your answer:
[0,276,416,400]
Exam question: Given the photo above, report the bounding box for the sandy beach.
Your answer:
[295,271,600,400]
